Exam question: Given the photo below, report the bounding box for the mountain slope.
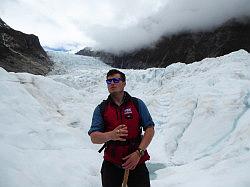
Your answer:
[0,18,52,75]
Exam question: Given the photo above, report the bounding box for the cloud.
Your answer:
[0,0,250,53]
[86,0,250,53]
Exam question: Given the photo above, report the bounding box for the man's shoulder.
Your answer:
[98,99,108,110]
[98,99,108,105]
[130,97,147,114]
[131,97,144,105]
[130,96,139,102]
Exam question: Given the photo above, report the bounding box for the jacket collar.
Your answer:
[107,91,132,106]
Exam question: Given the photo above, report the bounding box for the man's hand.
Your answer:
[109,124,128,141]
[90,124,128,144]
[122,151,141,170]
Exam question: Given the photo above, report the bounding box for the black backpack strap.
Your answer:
[98,99,108,119]
[98,100,108,153]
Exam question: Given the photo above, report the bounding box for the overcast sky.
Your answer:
[1,0,250,53]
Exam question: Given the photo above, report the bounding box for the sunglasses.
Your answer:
[106,78,123,85]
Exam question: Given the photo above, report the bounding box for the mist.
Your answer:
[1,0,249,53]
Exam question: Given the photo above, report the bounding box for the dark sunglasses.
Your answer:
[106,78,123,85]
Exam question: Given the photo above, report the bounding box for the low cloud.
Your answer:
[87,0,250,53]
[1,0,249,53]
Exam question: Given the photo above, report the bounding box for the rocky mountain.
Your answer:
[0,18,52,75]
[76,17,250,69]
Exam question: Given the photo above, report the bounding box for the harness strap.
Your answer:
[98,136,142,153]
[98,142,107,153]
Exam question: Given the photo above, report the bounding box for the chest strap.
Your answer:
[98,136,142,153]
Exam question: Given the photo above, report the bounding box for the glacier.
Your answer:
[0,50,250,187]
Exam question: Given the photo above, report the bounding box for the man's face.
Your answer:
[106,73,126,94]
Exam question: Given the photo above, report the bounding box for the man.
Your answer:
[88,69,155,187]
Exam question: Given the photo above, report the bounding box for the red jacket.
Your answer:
[102,93,150,166]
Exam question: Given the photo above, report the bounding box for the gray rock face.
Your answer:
[0,18,52,75]
[76,17,250,69]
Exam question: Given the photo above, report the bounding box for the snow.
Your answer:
[1,50,250,187]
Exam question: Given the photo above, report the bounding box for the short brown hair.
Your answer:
[106,69,126,82]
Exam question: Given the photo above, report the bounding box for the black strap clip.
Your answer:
[98,142,107,153]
